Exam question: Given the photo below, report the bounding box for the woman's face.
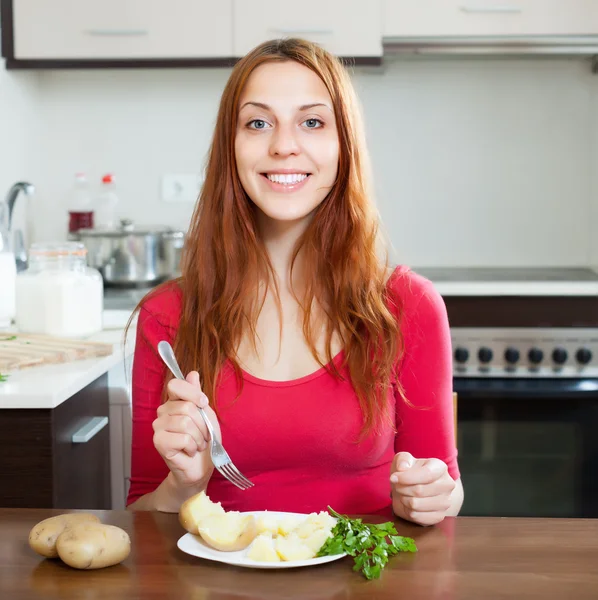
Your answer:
[235,61,339,226]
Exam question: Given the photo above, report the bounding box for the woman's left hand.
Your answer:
[390,451,456,526]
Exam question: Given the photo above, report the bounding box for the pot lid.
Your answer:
[78,218,184,237]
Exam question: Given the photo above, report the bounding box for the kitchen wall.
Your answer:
[0,59,40,241]
[18,55,598,267]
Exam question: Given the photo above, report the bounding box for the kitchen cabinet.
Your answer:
[0,375,111,509]
[383,0,598,38]
[233,0,383,61]
[2,0,233,67]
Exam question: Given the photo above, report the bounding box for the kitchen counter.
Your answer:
[1,509,597,600]
[0,310,137,409]
[434,281,598,296]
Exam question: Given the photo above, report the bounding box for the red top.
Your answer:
[126,266,459,516]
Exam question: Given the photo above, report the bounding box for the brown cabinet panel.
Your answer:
[0,374,111,509]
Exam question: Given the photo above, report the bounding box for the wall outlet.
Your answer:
[161,174,202,203]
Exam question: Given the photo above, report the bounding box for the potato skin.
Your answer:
[56,523,131,570]
[28,513,101,558]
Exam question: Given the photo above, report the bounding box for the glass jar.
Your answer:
[15,242,103,338]
[0,202,16,328]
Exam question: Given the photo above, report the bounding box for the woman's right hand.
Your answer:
[152,371,221,490]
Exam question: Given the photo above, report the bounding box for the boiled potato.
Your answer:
[302,528,333,554]
[179,491,226,535]
[277,515,303,536]
[275,532,315,561]
[294,511,337,539]
[255,512,281,536]
[29,513,101,558]
[246,533,281,562]
[198,512,258,552]
[56,522,131,570]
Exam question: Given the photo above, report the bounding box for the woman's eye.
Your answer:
[248,119,270,130]
[303,118,323,129]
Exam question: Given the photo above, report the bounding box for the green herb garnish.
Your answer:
[0,373,8,382]
[1,335,17,341]
[317,506,417,580]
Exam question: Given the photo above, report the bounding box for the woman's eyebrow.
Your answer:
[239,101,332,112]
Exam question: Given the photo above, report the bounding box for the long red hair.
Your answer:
[135,38,403,438]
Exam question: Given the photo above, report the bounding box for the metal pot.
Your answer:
[77,219,185,287]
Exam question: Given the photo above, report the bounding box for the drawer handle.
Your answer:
[72,416,108,443]
[85,29,149,37]
[460,5,522,13]
[269,28,334,36]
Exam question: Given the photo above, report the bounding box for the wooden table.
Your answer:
[1,509,598,599]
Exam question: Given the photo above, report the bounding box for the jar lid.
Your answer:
[29,241,87,258]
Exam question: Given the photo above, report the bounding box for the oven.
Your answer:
[453,327,598,518]
[427,268,598,519]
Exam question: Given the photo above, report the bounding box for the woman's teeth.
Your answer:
[265,173,308,185]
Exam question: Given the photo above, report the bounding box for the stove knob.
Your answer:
[478,347,493,364]
[552,347,568,365]
[504,347,520,364]
[454,347,469,364]
[528,348,544,365]
[576,347,593,365]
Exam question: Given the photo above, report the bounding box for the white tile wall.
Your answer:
[2,54,598,268]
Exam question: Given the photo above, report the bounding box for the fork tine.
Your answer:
[227,463,254,488]
[218,465,248,490]
[220,463,252,490]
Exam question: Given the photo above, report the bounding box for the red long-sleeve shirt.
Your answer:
[126,266,459,515]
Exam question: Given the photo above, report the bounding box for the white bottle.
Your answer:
[0,203,16,328]
[94,174,120,229]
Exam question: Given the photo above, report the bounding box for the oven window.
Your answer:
[457,394,598,518]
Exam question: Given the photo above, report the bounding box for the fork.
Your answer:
[157,340,254,491]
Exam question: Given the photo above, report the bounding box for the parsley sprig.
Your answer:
[317,506,417,580]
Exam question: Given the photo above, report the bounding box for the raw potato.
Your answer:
[28,513,101,558]
[56,522,131,570]
[198,512,258,552]
[179,491,226,535]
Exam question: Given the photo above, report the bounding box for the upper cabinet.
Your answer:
[3,0,233,65]
[233,0,383,59]
[383,0,598,38]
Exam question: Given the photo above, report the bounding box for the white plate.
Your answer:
[177,510,346,570]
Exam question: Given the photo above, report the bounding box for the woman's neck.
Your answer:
[258,212,312,292]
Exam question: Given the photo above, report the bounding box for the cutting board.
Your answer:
[0,333,114,372]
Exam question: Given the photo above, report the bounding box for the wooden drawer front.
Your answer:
[13,0,233,59]
[383,1,598,38]
[52,375,111,510]
[234,0,382,58]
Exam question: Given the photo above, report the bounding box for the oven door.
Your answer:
[454,378,598,518]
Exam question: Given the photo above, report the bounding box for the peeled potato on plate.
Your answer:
[178,492,337,560]
[179,491,226,535]
[197,512,258,552]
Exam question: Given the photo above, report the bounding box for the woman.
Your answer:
[127,38,463,526]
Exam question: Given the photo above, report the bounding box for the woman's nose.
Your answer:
[269,124,300,157]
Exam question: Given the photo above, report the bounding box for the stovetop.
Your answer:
[414,267,598,283]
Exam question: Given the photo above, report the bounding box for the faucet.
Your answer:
[5,182,35,272]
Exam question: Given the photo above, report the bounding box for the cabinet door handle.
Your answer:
[460,5,522,13]
[269,28,334,35]
[72,416,108,443]
[85,29,149,37]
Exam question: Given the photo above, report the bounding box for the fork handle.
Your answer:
[197,407,216,442]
